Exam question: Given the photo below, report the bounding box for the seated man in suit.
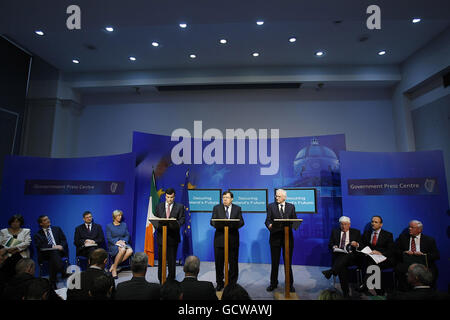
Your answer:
[33,215,70,289]
[155,188,185,283]
[358,215,394,293]
[180,255,218,300]
[388,263,449,300]
[67,248,115,300]
[74,211,105,259]
[115,252,160,300]
[322,216,361,298]
[210,191,245,291]
[394,220,440,291]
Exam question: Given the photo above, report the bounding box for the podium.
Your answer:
[211,218,241,287]
[149,217,178,284]
[273,218,303,300]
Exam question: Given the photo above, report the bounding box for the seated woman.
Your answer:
[0,214,32,278]
[106,210,133,278]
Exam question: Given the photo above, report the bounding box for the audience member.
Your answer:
[2,258,35,300]
[115,252,160,300]
[221,283,251,300]
[180,255,218,300]
[160,279,183,300]
[24,278,54,300]
[318,288,344,300]
[106,210,133,279]
[89,275,114,300]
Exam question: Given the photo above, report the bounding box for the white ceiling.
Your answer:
[1,0,449,73]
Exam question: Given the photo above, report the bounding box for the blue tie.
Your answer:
[225,206,230,219]
[46,229,54,246]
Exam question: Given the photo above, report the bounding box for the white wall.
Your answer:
[68,86,397,158]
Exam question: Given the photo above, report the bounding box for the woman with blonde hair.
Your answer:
[106,210,133,278]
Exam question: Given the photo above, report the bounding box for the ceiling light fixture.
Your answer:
[105,26,114,32]
[190,54,196,59]
[152,42,159,47]
[72,59,80,64]
[220,39,227,44]
[179,23,187,28]
[289,37,296,43]
[315,51,324,57]
[378,50,386,56]
[252,52,260,57]
[129,56,136,61]
[35,30,44,36]
[412,18,421,24]
[256,21,264,26]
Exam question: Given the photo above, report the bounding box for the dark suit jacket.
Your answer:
[73,222,105,255]
[210,204,244,248]
[33,226,68,263]
[2,273,35,300]
[66,267,115,300]
[394,233,440,269]
[265,202,297,246]
[155,202,185,245]
[328,227,361,251]
[180,277,218,300]
[361,228,394,260]
[115,277,161,300]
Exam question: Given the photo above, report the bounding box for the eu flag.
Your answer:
[180,170,193,264]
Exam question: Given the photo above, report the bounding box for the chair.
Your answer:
[333,265,363,290]
[76,255,89,271]
[380,267,396,292]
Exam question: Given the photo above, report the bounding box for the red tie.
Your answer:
[372,232,378,247]
[166,204,171,218]
[411,236,416,252]
[340,232,347,249]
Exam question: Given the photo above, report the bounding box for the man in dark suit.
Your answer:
[33,215,70,288]
[358,215,394,293]
[322,216,361,298]
[394,220,440,291]
[388,263,449,300]
[66,248,115,300]
[210,190,244,291]
[180,255,218,300]
[115,252,160,300]
[155,187,185,282]
[265,188,297,292]
[73,211,105,258]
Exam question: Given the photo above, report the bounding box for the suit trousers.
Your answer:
[331,252,359,296]
[214,245,239,286]
[41,250,66,284]
[158,243,178,283]
[270,242,294,287]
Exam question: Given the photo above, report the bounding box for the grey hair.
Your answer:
[276,189,287,197]
[339,216,351,223]
[15,258,35,274]
[131,252,148,274]
[183,255,200,275]
[410,220,423,229]
[408,263,433,286]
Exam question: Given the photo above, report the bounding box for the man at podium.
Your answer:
[210,190,244,291]
[265,189,297,292]
[155,188,185,282]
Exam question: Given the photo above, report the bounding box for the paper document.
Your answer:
[333,247,348,254]
[359,246,387,264]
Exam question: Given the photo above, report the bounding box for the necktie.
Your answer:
[340,231,347,249]
[46,229,54,246]
[372,232,378,247]
[280,204,284,218]
[411,236,416,252]
[225,206,230,219]
[87,224,91,232]
[166,204,171,218]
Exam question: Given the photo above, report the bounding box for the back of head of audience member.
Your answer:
[24,278,52,300]
[183,255,200,277]
[131,252,148,277]
[318,288,344,300]
[15,258,35,275]
[89,248,108,268]
[221,283,251,300]
[160,279,183,300]
[407,263,433,287]
[89,275,114,300]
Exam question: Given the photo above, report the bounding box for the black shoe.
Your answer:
[266,284,277,292]
[290,286,296,293]
[216,284,224,291]
[356,283,368,293]
[322,269,333,280]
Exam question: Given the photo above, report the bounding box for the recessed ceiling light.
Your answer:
[412,18,421,24]
[152,42,159,47]
[252,52,260,57]
[315,51,325,57]
[378,50,386,56]
[219,39,227,44]
[289,37,297,43]
[129,56,136,61]
[72,59,80,64]
[35,30,44,36]
[190,54,196,59]
[256,21,264,26]
[105,26,114,32]
[179,23,187,28]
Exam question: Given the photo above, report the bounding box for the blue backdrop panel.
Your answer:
[0,153,136,271]
[340,151,449,291]
[133,131,346,267]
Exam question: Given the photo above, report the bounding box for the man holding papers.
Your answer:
[322,216,361,298]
